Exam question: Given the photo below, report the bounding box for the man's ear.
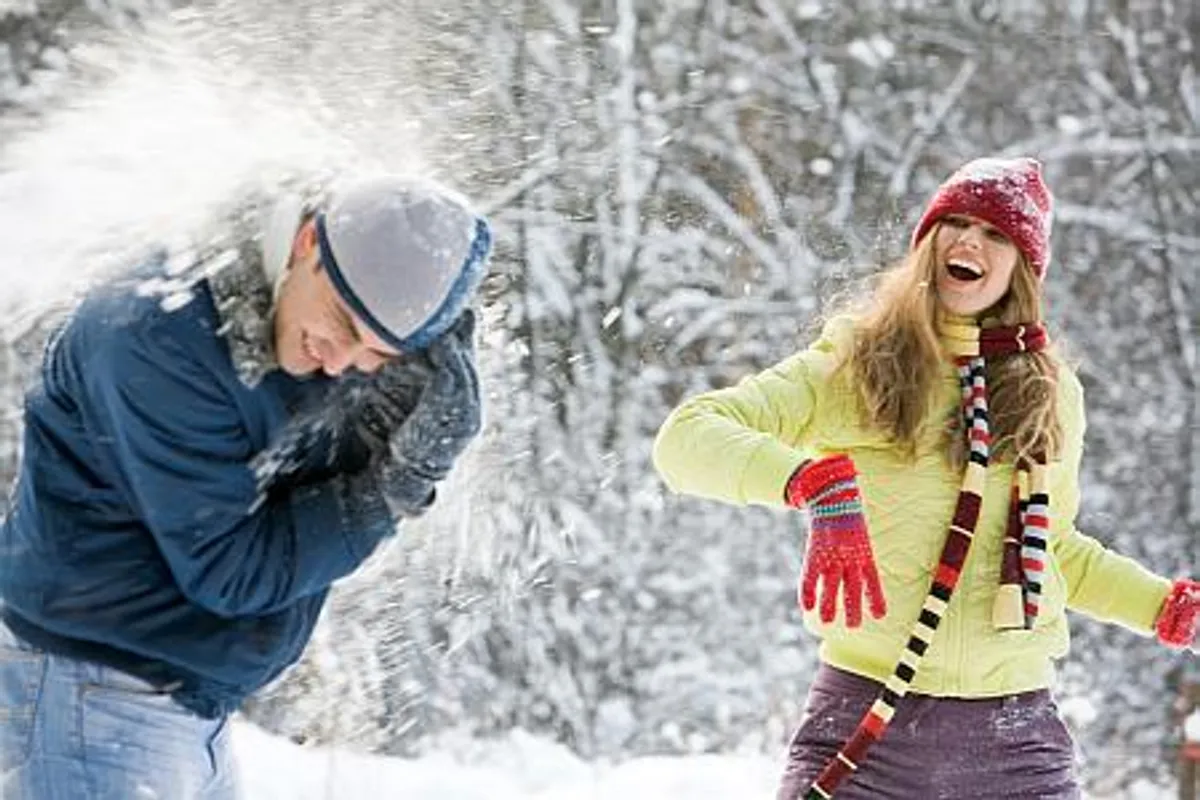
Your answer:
[292,218,320,266]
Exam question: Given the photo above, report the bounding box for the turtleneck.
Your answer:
[935,311,980,360]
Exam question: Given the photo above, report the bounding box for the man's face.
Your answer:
[274,219,401,378]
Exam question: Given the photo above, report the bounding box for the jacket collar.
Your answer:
[205,193,305,388]
[207,244,277,388]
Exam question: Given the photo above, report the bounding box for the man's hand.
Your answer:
[376,310,482,517]
[351,353,434,453]
[785,454,887,628]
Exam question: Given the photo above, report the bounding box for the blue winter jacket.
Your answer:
[0,258,398,719]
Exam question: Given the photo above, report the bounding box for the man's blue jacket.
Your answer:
[0,258,398,719]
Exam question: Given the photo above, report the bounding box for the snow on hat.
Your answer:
[911,157,1054,278]
[314,176,492,351]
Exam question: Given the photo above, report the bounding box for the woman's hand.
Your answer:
[785,454,887,628]
[1155,578,1199,651]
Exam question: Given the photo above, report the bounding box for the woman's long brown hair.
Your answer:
[836,224,1064,466]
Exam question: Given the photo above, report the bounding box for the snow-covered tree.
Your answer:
[1,0,1194,794]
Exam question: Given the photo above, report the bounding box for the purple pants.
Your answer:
[777,665,1081,799]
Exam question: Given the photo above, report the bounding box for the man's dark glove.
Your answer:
[350,352,434,454]
[376,309,483,517]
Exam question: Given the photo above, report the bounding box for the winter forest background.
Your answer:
[0,0,1196,796]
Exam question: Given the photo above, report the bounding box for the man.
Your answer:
[0,175,492,798]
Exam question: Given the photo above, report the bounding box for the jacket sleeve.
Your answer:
[1055,529,1171,633]
[1050,369,1171,633]
[86,318,396,620]
[652,318,848,508]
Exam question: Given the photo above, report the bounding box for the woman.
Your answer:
[652,157,1198,799]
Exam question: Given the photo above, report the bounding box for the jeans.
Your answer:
[777,665,1081,799]
[0,619,239,800]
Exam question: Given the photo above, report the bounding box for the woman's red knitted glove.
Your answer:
[785,454,887,628]
[1154,578,1199,651]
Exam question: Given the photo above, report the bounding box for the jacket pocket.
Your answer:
[0,646,47,772]
[79,663,184,703]
[79,667,217,791]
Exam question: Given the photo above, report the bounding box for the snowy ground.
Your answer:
[233,719,1178,800]
[233,719,780,800]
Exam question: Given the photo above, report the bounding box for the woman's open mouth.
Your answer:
[946,260,984,282]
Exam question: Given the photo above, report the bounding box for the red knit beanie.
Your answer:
[910,157,1054,279]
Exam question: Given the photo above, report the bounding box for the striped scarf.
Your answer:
[804,317,1050,800]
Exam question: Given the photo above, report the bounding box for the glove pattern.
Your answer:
[785,454,887,628]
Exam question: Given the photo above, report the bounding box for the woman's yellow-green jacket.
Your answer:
[652,317,1171,696]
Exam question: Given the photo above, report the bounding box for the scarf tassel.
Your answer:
[992,460,1050,630]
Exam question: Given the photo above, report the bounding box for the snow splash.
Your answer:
[0,2,522,751]
[0,3,459,337]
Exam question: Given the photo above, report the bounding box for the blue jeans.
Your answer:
[0,620,239,800]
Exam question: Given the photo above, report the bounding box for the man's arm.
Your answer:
[88,320,398,620]
[250,354,433,488]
